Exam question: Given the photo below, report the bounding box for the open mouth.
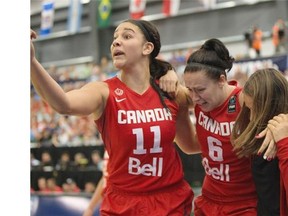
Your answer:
[113,50,124,57]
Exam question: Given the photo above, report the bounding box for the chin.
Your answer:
[202,108,212,112]
[199,104,212,112]
[113,63,123,70]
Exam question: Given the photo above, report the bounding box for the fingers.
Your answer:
[259,113,288,160]
[269,113,288,125]
[262,138,277,161]
[255,127,267,139]
[30,29,37,40]
[159,69,179,94]
[267,123,275,132]
[257,128,269,155]
[268,113,288,142]
[257,129,277,160]
[159,79,177,93]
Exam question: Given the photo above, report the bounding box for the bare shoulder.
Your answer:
[80,81,110,119]
[82,81,109,98]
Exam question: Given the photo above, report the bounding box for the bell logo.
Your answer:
[128,157,163,177]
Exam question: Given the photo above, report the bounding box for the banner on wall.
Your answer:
[67,0,83,34]
[40,0,55,35]
[129,0,146,19]
[230,54,288,78]
[162,0,180,17]
[97,0,112,28]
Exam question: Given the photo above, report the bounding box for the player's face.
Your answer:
[110,22,146,69]
[184,71,225,112]
[243,93,254,121]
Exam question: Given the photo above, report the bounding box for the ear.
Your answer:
[218,74,226,88]
[143,42,154,56]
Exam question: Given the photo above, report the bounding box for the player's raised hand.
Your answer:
[30,29,37,62]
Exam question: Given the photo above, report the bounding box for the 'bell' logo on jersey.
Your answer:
[128,157,163,177]
[202,157,230,182]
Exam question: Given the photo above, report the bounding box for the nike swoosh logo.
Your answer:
[115,98,127,102]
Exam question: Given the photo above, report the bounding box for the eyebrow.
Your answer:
[114,27,136,34]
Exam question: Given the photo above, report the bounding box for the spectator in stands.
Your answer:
[252,25,263,57]
[99,55,116,78]
[31,18,197,215]
[46,177,63,193]
[37,177,49,193]
[38,126,54,147]
[82,124,102,146]
[272,18,286,54]
[62,178,81,193]
[89,63,107,82]
[40,150,54,171]
[243,26,254,58]
[73,152,89,170]
[55,151,74,171]
[51,115,72,147]
[86,150,103,171]
[83,181,96,194]
[30,152,40,169]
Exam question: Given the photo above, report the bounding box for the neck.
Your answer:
[118,71,151,95]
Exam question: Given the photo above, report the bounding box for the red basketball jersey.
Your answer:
[277,137,288,216]
[194,81,257,202]
[95,76,185,193]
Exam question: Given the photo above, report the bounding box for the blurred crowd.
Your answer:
[31,149,104,193]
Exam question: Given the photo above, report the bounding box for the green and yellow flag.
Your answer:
[97,0,112,28]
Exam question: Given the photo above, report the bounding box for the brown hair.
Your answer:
[231,68,288,157]
[184,38,234,81]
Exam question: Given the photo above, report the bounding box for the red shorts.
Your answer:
[100,180,194,216]
[194,195,257,216]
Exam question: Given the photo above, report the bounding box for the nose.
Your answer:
[189,91,201,102]
[112,39,120,47]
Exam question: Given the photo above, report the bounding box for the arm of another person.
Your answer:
[158,69,200,153]
[174,85,200,154]
[158,69,179,98]
[82,177,105,216]
[30,29,108,119]
[267,113,288,196]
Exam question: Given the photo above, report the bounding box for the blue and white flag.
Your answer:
[40,0,55,35]
[67,0,82,34]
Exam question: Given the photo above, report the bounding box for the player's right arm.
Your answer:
[30,29,108,119]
